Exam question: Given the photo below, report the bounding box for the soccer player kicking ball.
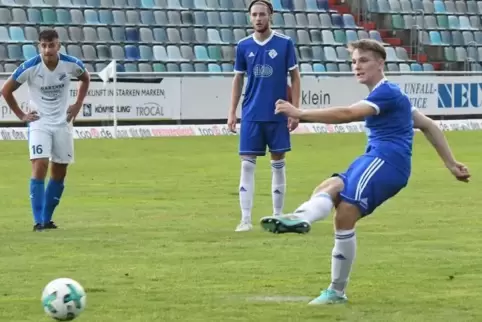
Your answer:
[1,29,90,232]
[260,39,471,304]
[228,0,301,232]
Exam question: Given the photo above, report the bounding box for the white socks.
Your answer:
[239,157,256,223]
[329,229,357,294]
[293,192,334,223]
[239,158,288,222]
[271,159,286,216]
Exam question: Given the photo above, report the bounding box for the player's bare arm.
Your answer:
[228,72,244,133]
[289,68,301,108]
[287,68,301,131]
[67,70,91,122]
[1,76,39,122]
[412,109,470,182]
[275,100,376,124]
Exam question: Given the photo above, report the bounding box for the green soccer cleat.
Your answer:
[259,214,311,234]
[308,289,348,305]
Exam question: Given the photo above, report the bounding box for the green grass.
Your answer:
[0,131,481,322]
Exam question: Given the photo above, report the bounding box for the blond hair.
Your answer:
[348,39,387,60]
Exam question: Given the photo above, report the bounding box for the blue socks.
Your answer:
[30,178,45,225]
[29,178,65,226]
[43,178,65,224]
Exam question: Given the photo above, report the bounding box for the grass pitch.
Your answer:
[0,131,481,322]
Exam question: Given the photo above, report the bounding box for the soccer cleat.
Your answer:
[259,214,311,234]
[235,221,253,232]
[33,223,44,232]
[308,289,348,305]
[43,221,58,229]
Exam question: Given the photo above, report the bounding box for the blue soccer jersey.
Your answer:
[234,31,297,123]
[361,79,415,177]
[334,79,415,216]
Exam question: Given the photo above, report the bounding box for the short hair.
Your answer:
[38,29,59,42]
[348,39,387,60]
[248,0,273,14]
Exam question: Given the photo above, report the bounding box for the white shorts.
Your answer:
[28,124,74,164]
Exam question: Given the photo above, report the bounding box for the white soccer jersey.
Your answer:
[12,53,85,128]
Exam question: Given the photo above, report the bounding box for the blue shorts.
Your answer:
[334,155,409,216]
[239,121,291,156]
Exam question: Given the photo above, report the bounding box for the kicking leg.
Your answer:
[270,152,286,217]
[309,202,360,305]
[260,176,343,234]
[308,155,408,305]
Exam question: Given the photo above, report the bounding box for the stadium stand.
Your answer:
[0,0,480,73]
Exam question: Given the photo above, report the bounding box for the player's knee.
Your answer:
[50,163,68,181]
[31,159,49,180]
[333,202,361,230]
[270,152,285,161]
[241,156,256,171]
[313,177,344,201]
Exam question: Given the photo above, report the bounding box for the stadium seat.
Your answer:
[0,0,476,73]
[10,27,25,42]
[22,44,36,59]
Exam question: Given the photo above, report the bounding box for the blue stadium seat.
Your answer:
[434,0,446,13]
[10,26,25,42]
[27,9,41,24]
[56,9,71,24]
[141,0,154,7]
[85,10,99,24]
[99,10,114,24]
[313,63,326,72]
[221,63,233,72]
[281,0,295,10]
[208,63,221,72]
[8,44,22,60]
[126,28,140,42]
[124,63,138,72]
[305,0,318,11]
[22,44,37,59]
[331,14,343,28]
[194,45,210,61]
[125,45,140,60]
[429,31,443,45]
[410,63,423,72]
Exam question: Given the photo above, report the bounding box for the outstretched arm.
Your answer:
[413,109,470,182]
[274,100,376,124]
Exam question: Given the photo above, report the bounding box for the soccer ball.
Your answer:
[41,278,87,321]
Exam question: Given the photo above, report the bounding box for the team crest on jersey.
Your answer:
[268,49,277,59]
[58,73,67,81]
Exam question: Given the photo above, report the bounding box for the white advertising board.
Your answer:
[0,75,480,123]
[0,79,182,122]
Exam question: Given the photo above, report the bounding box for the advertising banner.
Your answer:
[0,78,182,122]
[1,119,482,141]
[0,75,480,123]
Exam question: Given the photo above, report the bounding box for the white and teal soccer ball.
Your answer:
[41,278,87,321]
